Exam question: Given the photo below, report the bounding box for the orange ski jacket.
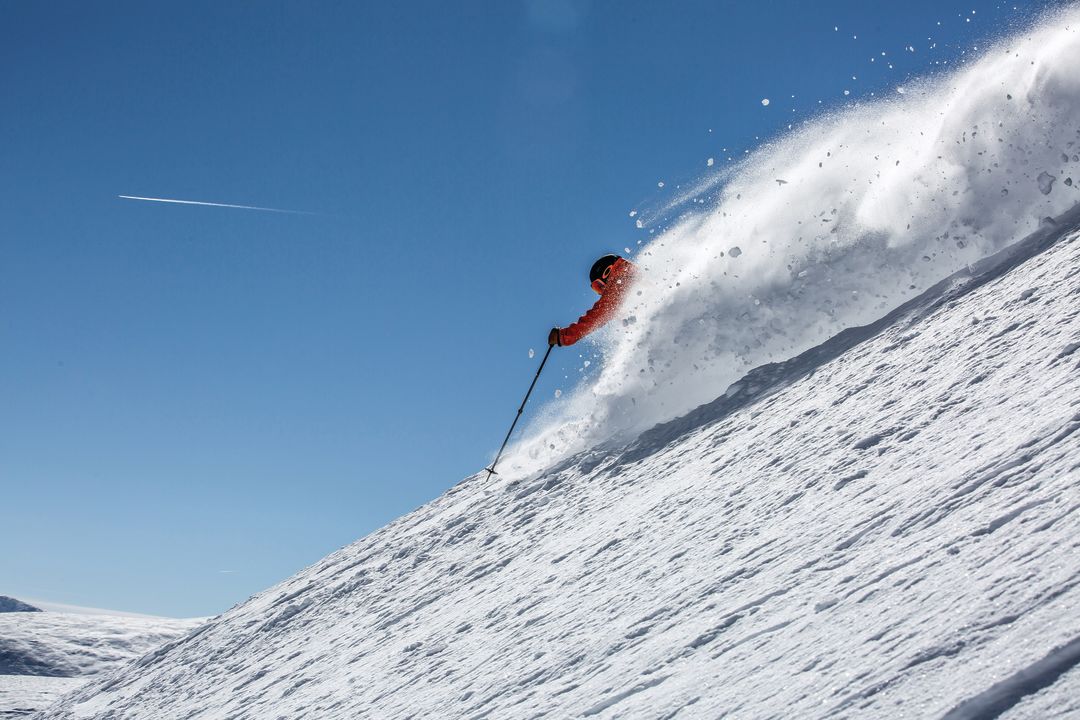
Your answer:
[556,257,636,346]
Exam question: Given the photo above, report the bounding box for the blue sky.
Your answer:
[0,0,1052,617]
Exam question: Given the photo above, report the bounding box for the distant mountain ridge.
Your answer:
[0,598,40,614]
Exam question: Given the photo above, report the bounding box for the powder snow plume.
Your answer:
[506,7,1080,476]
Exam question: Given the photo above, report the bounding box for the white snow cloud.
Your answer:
[510,7,1080,474]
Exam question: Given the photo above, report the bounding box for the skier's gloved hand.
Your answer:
[548,327,561,347]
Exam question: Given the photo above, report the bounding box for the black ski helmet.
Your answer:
[589,254,621,284]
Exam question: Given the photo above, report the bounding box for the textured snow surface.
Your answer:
[0,611,198,717]
[0,677,81,719]
[39,218,1080,717]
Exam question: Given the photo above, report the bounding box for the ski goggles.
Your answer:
[590,264,615,295]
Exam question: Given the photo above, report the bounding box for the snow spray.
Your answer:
[509,7,1080,475]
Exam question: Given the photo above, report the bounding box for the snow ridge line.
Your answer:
[940,635,1080,720]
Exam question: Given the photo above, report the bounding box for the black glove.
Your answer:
[548,327,561,347]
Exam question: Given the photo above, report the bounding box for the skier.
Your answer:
[485,253,637,478]
[548,254,637,347]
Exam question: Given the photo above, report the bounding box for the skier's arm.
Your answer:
[557,290,622,346]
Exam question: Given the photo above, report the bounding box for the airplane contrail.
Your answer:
[118,195,315,215]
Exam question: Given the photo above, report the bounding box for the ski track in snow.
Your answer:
[36,213,1080,718]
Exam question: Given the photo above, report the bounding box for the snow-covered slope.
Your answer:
[0,678,82,720]
[0,608,199,718]
[38,209,1080,717]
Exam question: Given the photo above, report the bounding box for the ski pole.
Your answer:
[485,344,554,479]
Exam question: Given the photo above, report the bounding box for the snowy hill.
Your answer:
[0,606,199,718]
[36,212,1080,717]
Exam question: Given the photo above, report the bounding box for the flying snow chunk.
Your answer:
[729,246,743,258]
[657,181,665,188]
[707,157,715,167]
[1037,172,1056,195]
[761,98,770,106]
[635,219,644,229]
[529,349,535,359]
[629,210,637,218]
[554,389,562,398]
